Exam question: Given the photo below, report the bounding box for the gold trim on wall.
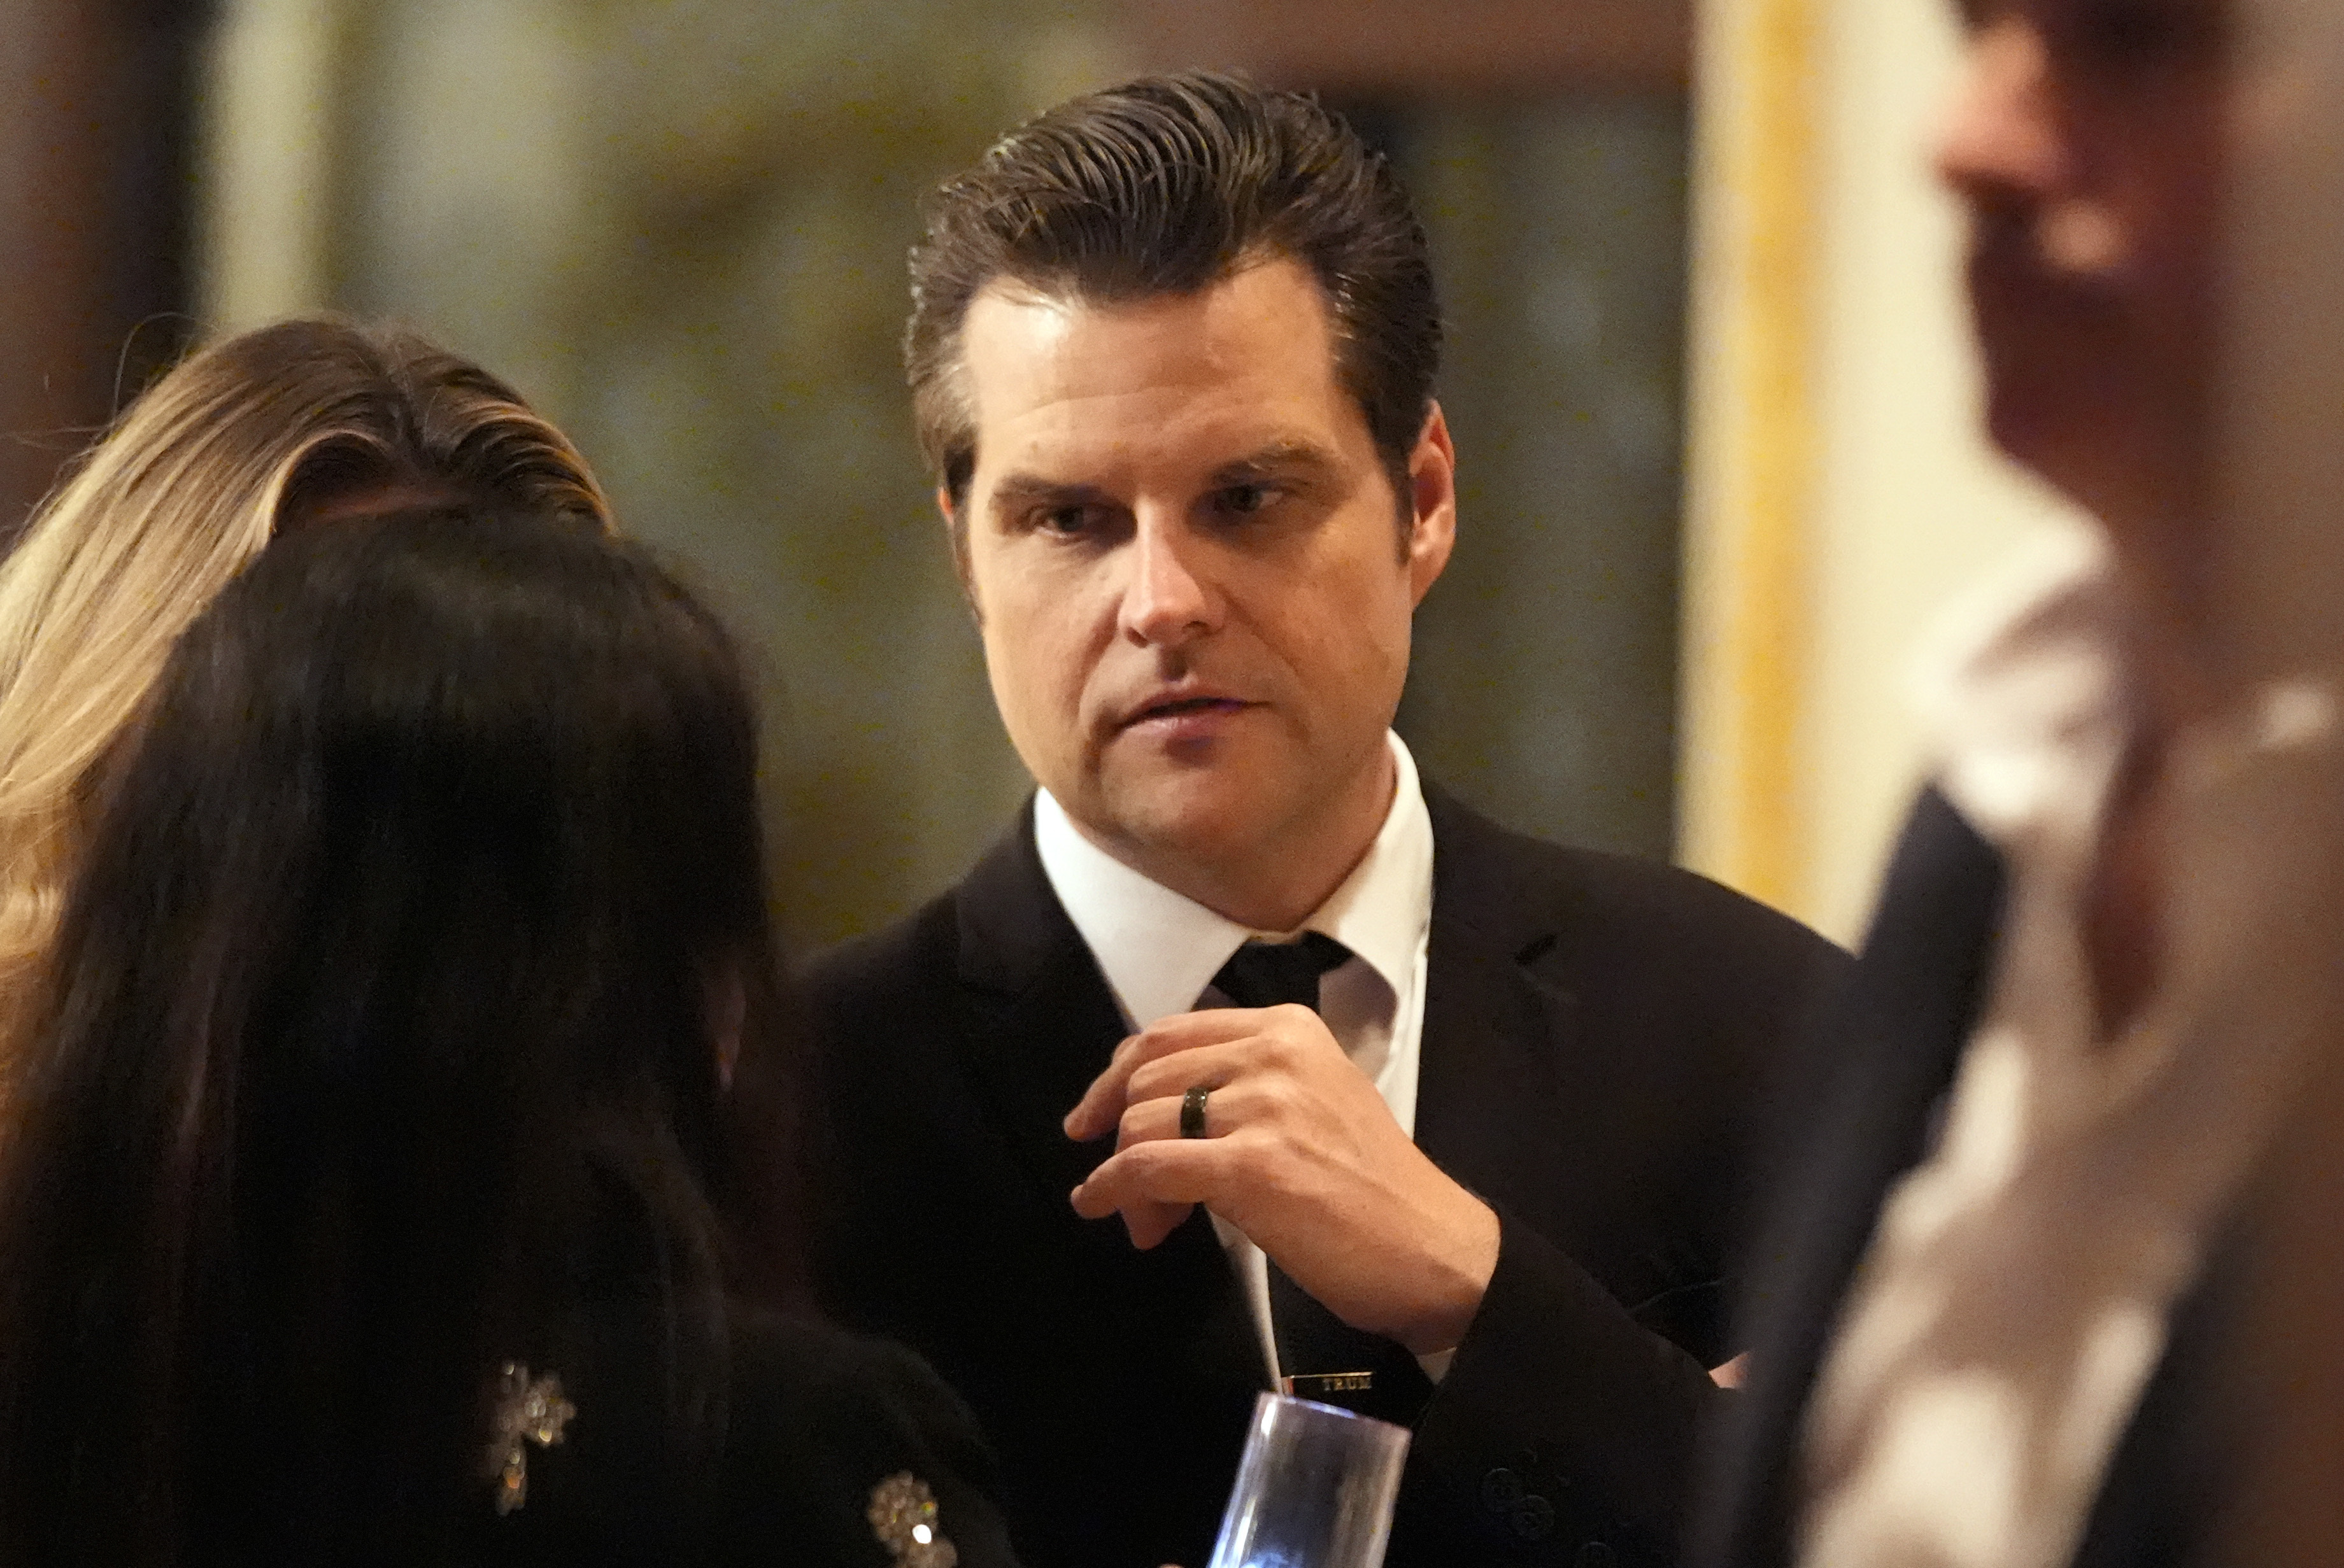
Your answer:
[1678,0,1820,914]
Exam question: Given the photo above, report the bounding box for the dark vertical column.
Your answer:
[0,0,210,551]
[1394,100,1691,861]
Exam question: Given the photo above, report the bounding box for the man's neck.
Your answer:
[1074,747,1398,932]
[2103,523,2233,746]
[2085,462,2229,733]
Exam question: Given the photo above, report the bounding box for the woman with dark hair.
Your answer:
[0,506,1014,1567]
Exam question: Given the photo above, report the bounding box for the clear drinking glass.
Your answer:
[1206,1393,1412,1568]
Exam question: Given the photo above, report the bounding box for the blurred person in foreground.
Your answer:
[0,317,609,1022]
[807,71,1847,1568]
[1691,2,2344,1565]
[0,506,1018,1567]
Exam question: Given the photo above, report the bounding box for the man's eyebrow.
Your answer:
[1207,439,1345,487]
[987,474,1114,514]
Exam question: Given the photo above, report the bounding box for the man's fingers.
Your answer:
[1120,1201,1189,1250]
[1118,1070,1290,1151]
[1062,1009,1285,1141]
[1115,1094,1212,1152]
[1072,1137,1223,1221]
[1122,1040,1260,1117]
[1065,1168,1192,1248]
[1063,1035,1144,1141]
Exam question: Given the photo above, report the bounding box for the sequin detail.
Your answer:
[867,1472,958,1567]
[486,1362,576,1516]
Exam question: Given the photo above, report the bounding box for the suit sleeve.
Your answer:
[1398,814,1850,1568]
[1399,1207,1730,1568]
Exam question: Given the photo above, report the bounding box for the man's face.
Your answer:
[951,258,1454,890]
[1936,0,2226,533]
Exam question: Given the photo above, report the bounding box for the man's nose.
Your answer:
[1117,511,1218,647]
[1933,18,2067,206]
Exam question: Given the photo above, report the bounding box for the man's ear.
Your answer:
[1405,402,1458,605]
[939,485,982,625]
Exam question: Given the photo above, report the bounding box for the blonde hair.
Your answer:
[0,317,611,995]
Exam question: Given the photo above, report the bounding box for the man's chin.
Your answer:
[1984,380,2117,501]
[1081,770,1275,870]
[1982,390,2058,482]
[1985,385,2188,533]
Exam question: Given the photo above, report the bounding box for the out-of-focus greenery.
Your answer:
[236,1,1689,942]
[332,0,1120,944]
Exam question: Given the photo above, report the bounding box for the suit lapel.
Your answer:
[951,805,1133,1203]
[1411,788,1579,1212]
[949,802,1267,1389]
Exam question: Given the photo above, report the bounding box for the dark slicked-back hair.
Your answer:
[905,71,1442,520]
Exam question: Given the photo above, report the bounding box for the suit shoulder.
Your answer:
[1434,800,1849,996]
[1437,800,1835,946]
[800,888,959,1018]
[1566,842,1839,968]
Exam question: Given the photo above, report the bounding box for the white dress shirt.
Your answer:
[1798,529,2344,1568]
[1033,730,1441,1385]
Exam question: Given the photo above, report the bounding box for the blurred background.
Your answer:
[0,0,2078,949]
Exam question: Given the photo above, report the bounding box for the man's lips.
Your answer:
[1967,226,2130,321]
[1117,693,1253,730]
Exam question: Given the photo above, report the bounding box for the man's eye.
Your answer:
[1036,505,1098,535]
[1215,483,1277,516]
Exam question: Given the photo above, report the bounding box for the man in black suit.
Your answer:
[1689,3,2344,1565]
[807,73,1845,1568]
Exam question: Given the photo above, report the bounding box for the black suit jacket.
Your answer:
[1690,788,2243,1568]
[807,788,1845,1568]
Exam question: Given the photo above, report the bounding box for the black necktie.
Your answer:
[1209,938,1436,1428]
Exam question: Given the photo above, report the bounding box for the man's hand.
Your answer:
[1062,1003,1500,1356]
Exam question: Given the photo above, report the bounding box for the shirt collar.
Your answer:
[1908,525,2134,849]
[1915,523,2344,865]
[1033,731,1434,1030]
